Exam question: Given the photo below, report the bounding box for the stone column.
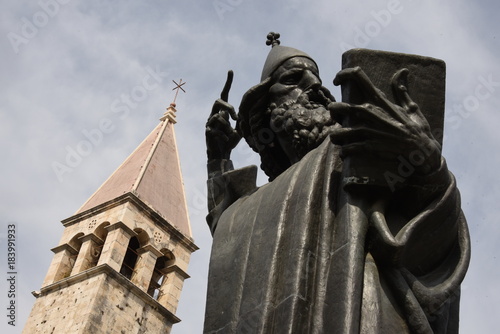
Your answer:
[70,234,104,275]
[130,245,163,292]
[42,244,78,287]
[157,266,190,313]
[97,222,137,272]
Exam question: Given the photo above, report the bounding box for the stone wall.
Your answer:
[23,266,176,334]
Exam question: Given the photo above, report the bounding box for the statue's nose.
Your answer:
[301,70,321,91]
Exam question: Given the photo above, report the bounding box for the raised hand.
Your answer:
[206,70,241,160]
[328,67,441,176]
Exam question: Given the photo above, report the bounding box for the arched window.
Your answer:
[53,233,83,281]
[119,228,150,280]
[119,236,140,280]
[148,250,175,299]
[65,233,84,277]
[88,222,109,268]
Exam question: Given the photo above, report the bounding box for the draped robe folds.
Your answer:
[204,139,470,334]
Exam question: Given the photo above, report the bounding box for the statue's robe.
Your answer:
[204,139,470,334]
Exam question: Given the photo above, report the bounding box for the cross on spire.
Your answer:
[171,79,187,106]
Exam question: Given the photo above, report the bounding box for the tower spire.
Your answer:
[24,94,197,333]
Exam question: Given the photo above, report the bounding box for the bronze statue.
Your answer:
[204,32,470,333]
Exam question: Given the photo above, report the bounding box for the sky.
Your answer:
[1,0,499,333]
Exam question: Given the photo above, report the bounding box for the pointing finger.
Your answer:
[221,70,234,102]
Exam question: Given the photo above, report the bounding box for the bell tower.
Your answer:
[23,103,198,333]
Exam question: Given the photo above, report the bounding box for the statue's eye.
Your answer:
[281,72,302,85]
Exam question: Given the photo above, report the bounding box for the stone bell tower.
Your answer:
[23,104,198,333]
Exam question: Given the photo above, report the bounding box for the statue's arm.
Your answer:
[329,66,469,274]
[205,71,258,235]
[206,71,240,173]
[206,164,258,235]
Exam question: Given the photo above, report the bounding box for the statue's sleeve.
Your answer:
[206,159,258,235]
[369,158,470,331]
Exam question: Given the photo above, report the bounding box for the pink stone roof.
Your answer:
[76,114,192,237]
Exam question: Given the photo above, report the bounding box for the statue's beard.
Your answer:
[269,89,336,161]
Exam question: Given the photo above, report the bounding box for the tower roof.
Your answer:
[76,105,192,237]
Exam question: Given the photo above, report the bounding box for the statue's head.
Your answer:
[237,33,337,180]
